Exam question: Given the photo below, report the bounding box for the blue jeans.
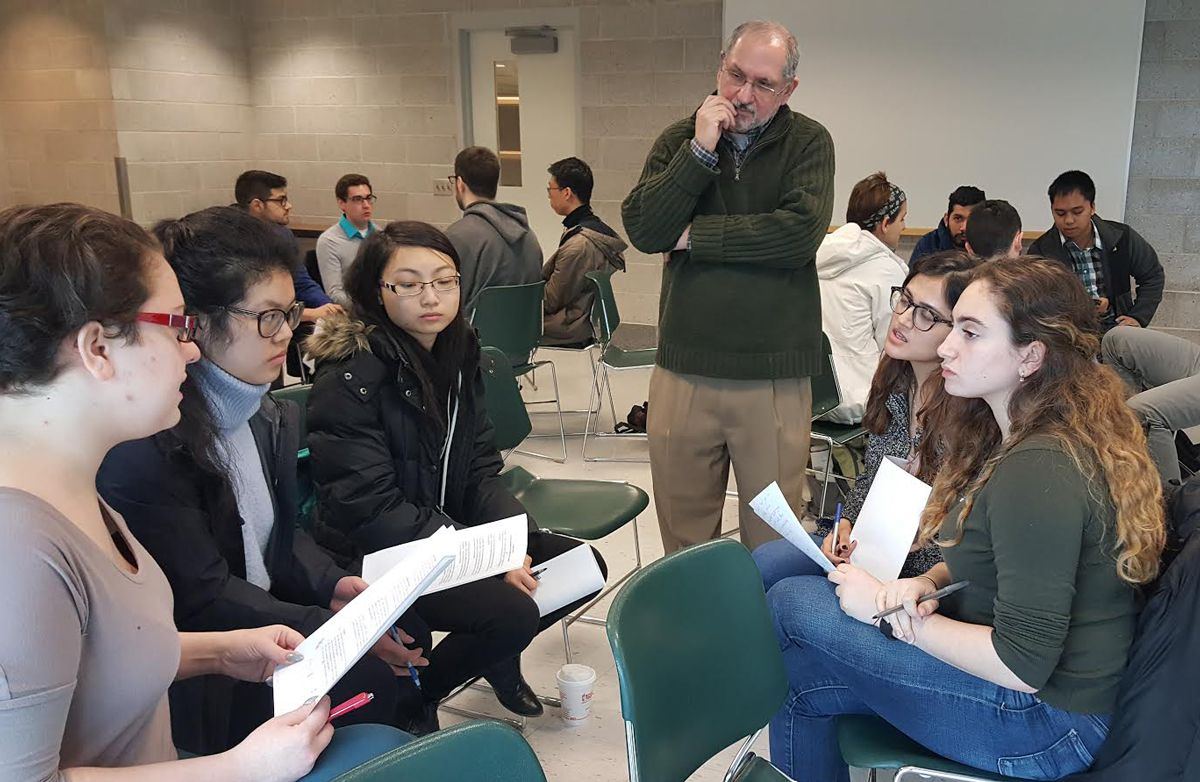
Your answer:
[768,576,1110,781]
[299,724,412,782]
[754,535,828,592]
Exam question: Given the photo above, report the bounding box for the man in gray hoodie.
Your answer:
[445,146,543,316]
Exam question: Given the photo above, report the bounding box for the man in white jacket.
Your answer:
[817,172,908,424]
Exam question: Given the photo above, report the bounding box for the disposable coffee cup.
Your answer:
[555,663,597,726]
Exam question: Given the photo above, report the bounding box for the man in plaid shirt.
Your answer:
[1029,170,1165,331]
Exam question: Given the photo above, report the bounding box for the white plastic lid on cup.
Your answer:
[556,664,597,726]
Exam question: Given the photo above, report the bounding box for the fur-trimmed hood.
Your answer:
[303,311,375,364]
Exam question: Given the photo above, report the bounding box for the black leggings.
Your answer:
[411,531,608,701]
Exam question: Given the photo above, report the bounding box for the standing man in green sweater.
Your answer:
[622,20,835,553]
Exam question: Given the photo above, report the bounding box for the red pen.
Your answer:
[329,692,374,721]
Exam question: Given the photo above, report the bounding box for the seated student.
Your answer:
[1103,326,1200,487]
[963,199,1023,260]
[756,250,982,589]
[910,185,985,262]
[316,173,379,308]
[767,256,1166,782]
[1028,170,1165,330]
[305,221,608,728]
[542,156,628,347]
[0,203,409,782]
[816,172,910,424]
[99,207,430,751]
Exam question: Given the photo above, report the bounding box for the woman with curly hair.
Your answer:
[767,256,1166,781]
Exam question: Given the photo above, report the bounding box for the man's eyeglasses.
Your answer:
[262,196,289,207]
[347,195,377,205]
[447,175,458,187]
[225,301,305,338]
[380,276,461,298]
[718,68,783,98]
[890,288,953,332]
[137,312,199,343]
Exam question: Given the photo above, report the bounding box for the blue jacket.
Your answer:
[910,219,955,263]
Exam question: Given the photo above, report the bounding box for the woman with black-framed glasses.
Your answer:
[99,206,427,756]
[754,250,984,591]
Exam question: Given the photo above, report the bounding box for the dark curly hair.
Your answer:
[0,203,158,394]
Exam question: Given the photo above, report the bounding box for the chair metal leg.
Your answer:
[556,516,644,659]
[514,360,568,463]
[585,363,652,464]
[894,767,995,782]
[721,729,762,782]
[561,617,573,664]
[582,352,603,460]
[438,679,528,731]
[625,720,641,782]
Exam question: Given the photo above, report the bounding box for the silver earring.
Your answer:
[1018,369,1027,382]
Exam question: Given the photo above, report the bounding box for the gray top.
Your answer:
[0,489,179,781]
[193,358,275,591]
[316,217,377,307]
[444,201,543,316]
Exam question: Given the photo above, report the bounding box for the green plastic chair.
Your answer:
[472,280,566,463]
[837,715,1014,781]
[607,539,789,782]
[582,270,657,463]
[480,346,650,662]
[330,720,546,782]
[809,334,867,514]
[269,383,316,529]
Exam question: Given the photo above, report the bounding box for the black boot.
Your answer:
[483,656,543,717]
[395,681,441,737]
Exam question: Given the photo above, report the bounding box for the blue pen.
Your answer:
[833,502,846,557]
[389,626,422,690]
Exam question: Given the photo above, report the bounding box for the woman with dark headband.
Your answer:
[0,203,408,782]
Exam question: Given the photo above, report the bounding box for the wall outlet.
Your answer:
[432,177,454,196]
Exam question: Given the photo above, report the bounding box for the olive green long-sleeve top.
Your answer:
[939,436,1139,714]
[621,106,835,380]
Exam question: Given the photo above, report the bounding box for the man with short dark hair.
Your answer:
[964,199,1023,260]
[316,173,378,306]
[444,146,542,315]
[1028,169,1164,329]
[623,20,835,553]
[541,157,627,346]
[910,185,986,262]
[234,169,340,324]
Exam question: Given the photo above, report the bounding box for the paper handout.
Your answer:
[749,482,835,573]
[272,527,456,715]
[531,543,606,618]
[849,455,933,583]
[361,514,528,593]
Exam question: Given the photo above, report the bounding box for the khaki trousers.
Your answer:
[648,366,813,554]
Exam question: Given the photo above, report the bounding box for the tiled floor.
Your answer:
[428,346,885,782]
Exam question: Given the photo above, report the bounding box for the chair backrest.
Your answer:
[810,333,843,421]
[269,383,313,448]
[472,280,546,362]
[330,721,547,782]
[607,538,789,782]
[585,269,620,345]
[304,248,323,289]
[479,346,534,452]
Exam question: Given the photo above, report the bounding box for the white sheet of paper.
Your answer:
[531,543,605,618]
[849,455,933,583]
[272,528,456,715]
[361,514,528,593]
[750,482,835,574]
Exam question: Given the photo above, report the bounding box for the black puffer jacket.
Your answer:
[305,312,533,560]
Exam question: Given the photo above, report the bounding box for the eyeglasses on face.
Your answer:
[718,67,783,98]
[380,276,461,298]
[346,194,377,205]
[889,287,953,332]
[262,196,289,207]
[225,301,305,338]
[137,312,200,343]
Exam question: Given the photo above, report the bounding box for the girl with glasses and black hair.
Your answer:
[754,250,983,590]
[304,220,607,732]
[0,203,407,782]
[99,206,426,754]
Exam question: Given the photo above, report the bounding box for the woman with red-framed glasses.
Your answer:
[0,203,406,782]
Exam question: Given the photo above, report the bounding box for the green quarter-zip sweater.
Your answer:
[621,105,835,379]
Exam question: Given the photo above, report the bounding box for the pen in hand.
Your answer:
[388,626,422,690]
[329,692,374,721]
[872,580,970,621]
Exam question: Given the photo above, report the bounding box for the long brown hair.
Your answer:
[862,250,984,483]
[918,256,1165,584]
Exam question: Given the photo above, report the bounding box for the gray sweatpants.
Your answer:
[1102,327,1200,485]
